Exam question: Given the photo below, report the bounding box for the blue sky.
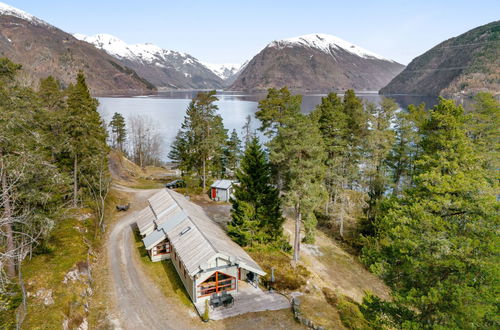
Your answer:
[5,0,499,65]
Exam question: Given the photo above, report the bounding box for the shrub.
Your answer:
[202,300,209,322]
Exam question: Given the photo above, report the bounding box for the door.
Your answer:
[211,188,216,199]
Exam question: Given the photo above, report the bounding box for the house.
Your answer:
[136,188,266,304]
[210,179,236,202]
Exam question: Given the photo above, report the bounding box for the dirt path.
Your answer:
[106,185,197,330]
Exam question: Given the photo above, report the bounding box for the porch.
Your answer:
[193,281,290,320]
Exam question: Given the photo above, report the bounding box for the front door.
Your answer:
[211,187,216,199]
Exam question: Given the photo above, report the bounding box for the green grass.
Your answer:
[20,209,95,329]
[132,228,192,307]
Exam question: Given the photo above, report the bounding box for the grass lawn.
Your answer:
[131,228,192,307]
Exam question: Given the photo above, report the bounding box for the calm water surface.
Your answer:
[97,91,436,160]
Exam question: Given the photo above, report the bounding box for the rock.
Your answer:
[63,269,81,284]
[34,288,54,306]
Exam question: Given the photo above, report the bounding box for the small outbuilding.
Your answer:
[210,179,235,202]
[136,188,266,304]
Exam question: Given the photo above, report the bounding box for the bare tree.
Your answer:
[128,115,164,167]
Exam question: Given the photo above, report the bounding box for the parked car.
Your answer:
[165,179,185,189]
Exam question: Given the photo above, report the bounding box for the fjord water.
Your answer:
[97,91,435,160]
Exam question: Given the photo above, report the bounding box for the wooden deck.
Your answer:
[194,281,291,320]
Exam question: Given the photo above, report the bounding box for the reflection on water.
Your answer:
[98,91,439,160]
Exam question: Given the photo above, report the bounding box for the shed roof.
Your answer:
[210,179,234,190]
[139,189,265,277]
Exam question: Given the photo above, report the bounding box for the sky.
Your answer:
[5,0,500,65]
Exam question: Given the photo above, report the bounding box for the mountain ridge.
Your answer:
[0,2,155,95]
[380,20,500,97]
[230,33,405,92]
[75,33,225,89]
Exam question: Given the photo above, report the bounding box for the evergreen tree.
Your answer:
[360,98,397,236]
[269,111,326,260]
[109,112,127,152]
[170,91,227,189]
[362,98,499,327]
[62,72,108,207]
[466,92,499,179]
[387,103,427,196]
[0,59,67,278]
[228,137,286,248]
[312,92,348,215]
[342,90,369,189]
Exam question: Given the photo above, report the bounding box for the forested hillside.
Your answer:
[0,58,110,327]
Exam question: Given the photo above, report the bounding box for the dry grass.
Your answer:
[300,293,345,329]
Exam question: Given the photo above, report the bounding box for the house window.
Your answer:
[197,271,236,297]
[153,240,170,256]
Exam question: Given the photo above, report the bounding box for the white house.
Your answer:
[136,189,266,304]
[210,179,236,202]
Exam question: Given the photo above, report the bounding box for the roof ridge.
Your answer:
[167,189,219,255]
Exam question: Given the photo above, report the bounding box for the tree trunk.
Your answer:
[202,157,206,191]
[293,205,301,265]
[1,150,16,277]
[73,154,78,208]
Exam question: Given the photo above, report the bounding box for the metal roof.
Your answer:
[139,189,265,277]
[210,179,234,190]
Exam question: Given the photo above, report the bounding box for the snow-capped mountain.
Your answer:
[231,33,405,91]
[202,63,241,79]
[0,2,154,95]
[270,34,393,61]
[75,33,223,89]
[0,2,49,26]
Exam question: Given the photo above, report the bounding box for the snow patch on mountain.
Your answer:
[270,33,390,61]
[0,2,50,26]
[74,33,189,65]
[202,63,242,80]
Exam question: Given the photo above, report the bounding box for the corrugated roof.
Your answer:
[210,179,234,190]
[139,189,265,277]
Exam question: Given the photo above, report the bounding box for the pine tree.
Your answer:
[109,112,127,152]
[362,98,498,327]
[269,111,326,261]
[170,91,227,189]
[361,98,397,236]
[466,92,499,179]
[342,90,369,188]
[228,137,285,248]
[0,59,67,278]
[62,72,108,207]
[387,103,427,196]
[312,92,348,214]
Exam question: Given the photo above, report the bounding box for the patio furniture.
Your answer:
[220,292,234,307]
[210,293,222,308]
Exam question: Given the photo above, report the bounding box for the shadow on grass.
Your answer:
[131,225,192,307]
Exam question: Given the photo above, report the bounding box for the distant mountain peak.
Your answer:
[75,33,224,89]
[202,63,242,79]
[0,2,50,26]
[270,33,390,61]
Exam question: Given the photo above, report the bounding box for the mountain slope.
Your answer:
[380,21,500,97]
[75,34,224,89]
[230,34,404,92]
[0,2,155,95]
